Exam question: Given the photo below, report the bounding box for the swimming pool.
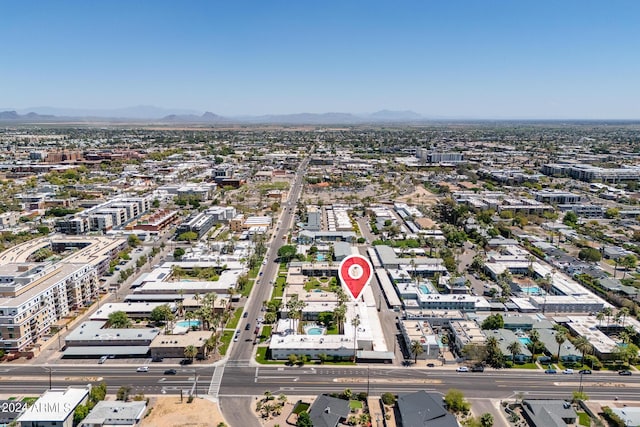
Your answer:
[316,254,325,262]
[176,320,201,328]
[305,324,326,335]
[518,337,532,345]
[419,285,431,294]
[520,286,542,295]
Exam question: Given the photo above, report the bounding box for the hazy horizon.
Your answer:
[3,1,640,120]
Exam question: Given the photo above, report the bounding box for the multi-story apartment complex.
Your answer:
[0,235,126,352]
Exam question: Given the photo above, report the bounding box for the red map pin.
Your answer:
[338,255,373,301]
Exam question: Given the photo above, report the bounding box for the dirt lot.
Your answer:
[141,396,226,427]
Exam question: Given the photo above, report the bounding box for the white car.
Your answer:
[136,366,149,372]
[562,369,574,374]
[456,366,469,372]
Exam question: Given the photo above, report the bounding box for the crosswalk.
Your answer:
[207,365,225,399]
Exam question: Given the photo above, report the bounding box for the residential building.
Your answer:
[396,390,459,427]
[307,395,350,427]
[80,401,146,427]
[17,386,90,427]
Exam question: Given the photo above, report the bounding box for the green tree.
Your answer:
[127,234,140,248]
[277,245,297,262]
[108,311,131,328]
[554,331,567,362]
[507,341,522,362]
[410,340,424,363]
[152,198,160,208]
[481,314,504,330]
[116,385,132,401]
[150,304,175,325]
[578,247,602,262]
[563,211,578,226]
[73,404,89,424]
[480,413,494,427]
[484,336,504,368]
[605,207,620,219]
[380,392,395,406]
[184,344,198,361]
[574,336,593,365]
[620,254,638,278]
[173,247,185,260]
[178,231,198,241]
[296,411,313,427]
[444,389,470,414]
[528,329,543,361]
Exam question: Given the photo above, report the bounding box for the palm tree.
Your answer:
[619,307,631,327]
[352,315,361,360]
[184,345,198,361]
[410,340,424,363]
[596,311,605,327]
[333,304,347,334]
[574,337,593,366]
[507,341,522,362]
[555,331,567,362]
[619,330,631,345]
[602,307,613,326]
[529,329,541,362]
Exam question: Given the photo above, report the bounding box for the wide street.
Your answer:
[2,364,639,403]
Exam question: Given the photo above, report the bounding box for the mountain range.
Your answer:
[0,107,426,124]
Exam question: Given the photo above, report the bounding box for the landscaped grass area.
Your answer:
[240,278,255,297]
[260,325,272,341]
[22,397,38,405]
[349,400,363,410]
[578,411,591,426]
[511,362,539,369]
[255,347,285,365]
[326,325,339,335]
[218,330,234,355]
[293,401,310,414]
[226,307,243,329]
[272,277,286,298]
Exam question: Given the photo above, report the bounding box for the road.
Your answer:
[219,157,309,427]
[3,364,640,403]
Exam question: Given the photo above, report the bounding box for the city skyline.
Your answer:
[3,0,640,119]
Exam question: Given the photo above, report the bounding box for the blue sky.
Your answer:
[2,1,640,118]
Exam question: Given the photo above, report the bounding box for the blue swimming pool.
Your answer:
[518,337,532,345]
[176,320,201,328]
[306,327,326,335]
[520,286,542,295]
[419,285,431,294]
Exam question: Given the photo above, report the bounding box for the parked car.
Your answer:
[426,363,435,368]
[136,366,149,372]
[98,355,108,364]
[456,366,469,372]
[562,369,574,374]
[618,370,632,376]
[579,369,592,375]
[545,369,557,374]
[245,323,251,331]
[243,312,248,318]
[164,369,177,375]
[471,365,485,372]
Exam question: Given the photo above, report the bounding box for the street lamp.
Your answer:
[43,366,52,390]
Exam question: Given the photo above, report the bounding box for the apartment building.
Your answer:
[0,235,125,352]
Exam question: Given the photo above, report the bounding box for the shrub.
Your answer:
[381,392,396,405]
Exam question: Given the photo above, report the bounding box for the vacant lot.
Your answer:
[141,396,226,427]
